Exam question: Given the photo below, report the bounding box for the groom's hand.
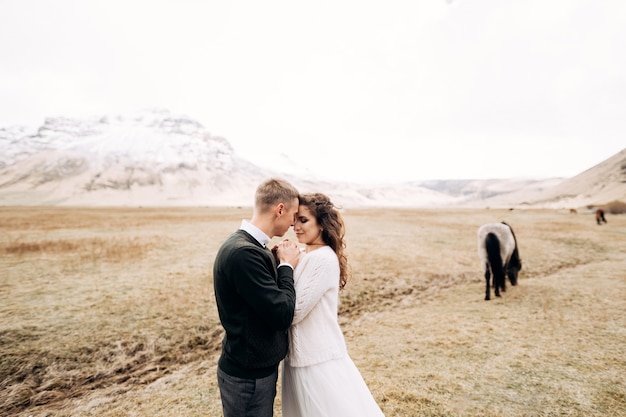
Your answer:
[275,239,300,269]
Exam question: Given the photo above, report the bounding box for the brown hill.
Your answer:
[476,148,626,209]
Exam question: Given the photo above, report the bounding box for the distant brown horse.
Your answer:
[596,209,607,225]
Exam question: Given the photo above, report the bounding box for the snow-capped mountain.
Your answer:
[0,109,277,206]
[1,109,624,208]
[0,109,465,207]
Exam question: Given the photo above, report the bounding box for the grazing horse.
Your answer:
[477,222,522,301]
[595,209,607,225]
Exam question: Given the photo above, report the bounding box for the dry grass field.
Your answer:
[1,206,625,417]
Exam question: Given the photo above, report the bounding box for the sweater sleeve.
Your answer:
[291,248,339,325]
[232,246,296,331]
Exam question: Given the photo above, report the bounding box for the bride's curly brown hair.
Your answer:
[299,193,350,290]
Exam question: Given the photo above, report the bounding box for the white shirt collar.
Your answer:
[240,220,270,248]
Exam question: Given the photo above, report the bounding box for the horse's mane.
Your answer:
[501,221,522,268]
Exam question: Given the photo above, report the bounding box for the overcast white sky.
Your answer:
[1,0,625,182]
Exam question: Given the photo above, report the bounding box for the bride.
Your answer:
[281,193,385,417]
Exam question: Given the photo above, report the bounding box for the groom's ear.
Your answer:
[275,203,285,217]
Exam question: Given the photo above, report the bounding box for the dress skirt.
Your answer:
[281,356,385,417]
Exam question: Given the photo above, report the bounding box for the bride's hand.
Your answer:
[275,239,300,268]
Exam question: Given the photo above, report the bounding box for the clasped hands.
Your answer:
[272,239,300,268]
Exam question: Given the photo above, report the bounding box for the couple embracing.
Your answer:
[213,178,385,416]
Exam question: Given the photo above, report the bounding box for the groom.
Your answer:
[213,178,301,417]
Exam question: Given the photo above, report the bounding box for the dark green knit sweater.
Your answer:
[213,230,296,378]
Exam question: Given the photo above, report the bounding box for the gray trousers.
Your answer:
[217,366,278,417]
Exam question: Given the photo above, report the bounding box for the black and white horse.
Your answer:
[477,222,522,301]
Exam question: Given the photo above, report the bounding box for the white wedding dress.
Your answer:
[282,356,385,417]
[281,247,384,417]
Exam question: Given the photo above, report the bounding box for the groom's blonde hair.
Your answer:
[254,178,300,213]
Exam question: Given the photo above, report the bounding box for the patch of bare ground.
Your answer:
[1,207,625,416]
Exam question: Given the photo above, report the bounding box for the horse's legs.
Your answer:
[494,268,501,298]
[484,265,491,301]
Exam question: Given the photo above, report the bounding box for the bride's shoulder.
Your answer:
[310,246,339,268]
[301,246,336,264]
[312,245,335,257]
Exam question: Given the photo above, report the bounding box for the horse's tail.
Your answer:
[485,232,505,290]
